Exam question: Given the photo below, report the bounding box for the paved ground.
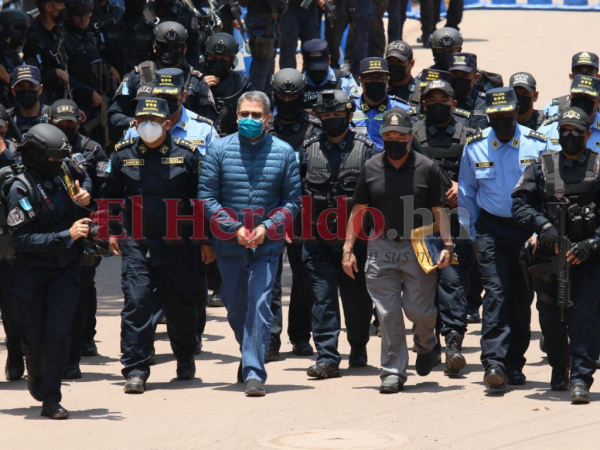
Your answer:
[3,9,600,450]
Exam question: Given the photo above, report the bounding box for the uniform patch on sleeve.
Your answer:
[161,157,184,164]
[527,130,547,142]
[475,161,494,168]
[466,132,484,145]
[520,158,536,166]
[97,161,108,177]
[175,138,196,152]
[19,198,36,219]
[7,207,25,226]
[114,138,134,151]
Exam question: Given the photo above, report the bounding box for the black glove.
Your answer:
[538,222,558,249]
[569,239,596,263]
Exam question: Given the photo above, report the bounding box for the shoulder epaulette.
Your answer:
[175,137,196,152]
[304,133,322,147]
[189,112,214,125]
[409,106,419,115]
[527,130,547,142]
[389,95,409,106]
[542,114,559,126]
[354,134,374,147]
[307,115,322,126]
[114,138,135,151]
[465,132,485,145]
[454,108,471,119]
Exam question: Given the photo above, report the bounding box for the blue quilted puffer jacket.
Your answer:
[198,131,301,257]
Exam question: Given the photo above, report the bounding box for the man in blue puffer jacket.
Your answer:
[198,91,302,397]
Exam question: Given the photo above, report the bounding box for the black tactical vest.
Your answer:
[303,134,370,227]
[414,120,466,181]
[541,149,600,241]
[267,114,320,151]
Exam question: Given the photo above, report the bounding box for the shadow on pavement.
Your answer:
[353,381,465,393]
[144,380,230,391]
[213,383,315,394]
[64,372,124,383]
[80,355,121,366]
[198,351,241,365]
[0,406,124,421]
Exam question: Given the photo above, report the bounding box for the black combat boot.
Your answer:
[444,331,467,375]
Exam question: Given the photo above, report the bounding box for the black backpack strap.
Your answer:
[541,150,563,200]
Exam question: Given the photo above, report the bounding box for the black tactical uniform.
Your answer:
[23,17,88,105]
[6,124,90,420]
[411,79,475,374]
[97,0,155,81]
[6,65,48,142]
[0,10,28,109]
[102,98,202,392]
[266,68,320,357]
[90,0,122,32]
[204,33,254,137]
[144,0,201,67]
[302,90,375,379]
[108,22,216,139]
[512,107,600,404]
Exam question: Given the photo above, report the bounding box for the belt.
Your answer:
[480,210,520,229]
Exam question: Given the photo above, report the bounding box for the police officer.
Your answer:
[204,32,254,137]
[91,0,123,32]
[301,39,360,112]
[102,97,210,394]
[7,124,91,419]
[301,90,376,378]
[98,0,155,86]
[409,68,452,111]
[45,99,108,379]
[385,40,416,104]
[543,52,599,119]
[539,75,600,152]
[144,0,201,67]
[109,22,216,139]
[412,79,474,374]
[448,53,485,114]
[458,87,548,389]
[279,0,320,70]
[426,27,462,72]
[23,0,86,104]
[244,0,286,98]
[7,66,48,141]
[0,9,29,109]
[510,72,544,131]
[267,68,321,357]
[63,0,113,146]
[352,57,410,151]
[512,107,600,404]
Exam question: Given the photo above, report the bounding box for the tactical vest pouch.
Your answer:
[250,36,275,59]
[139,61,157,87]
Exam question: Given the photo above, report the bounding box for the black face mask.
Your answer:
[16,89,40,109]
[59,127,79,144]
[274,96,303,121]
[53,8,68,25]
[489,116,516,137]
[165,97,180,115]
[389,65,407,83]
[426,103,452,125]
[516,95,533,115]
[570,96,596,118]
[206,59,232,78]
[0,38,9,55]
[40,160,64,180]
[559,133,586,156]
[22,150,62,180]
[384,140,409,160]
[433,53,452,71]
[308,70,328,85]
[450,78,472,99]
[157,46,184,67]
[321,116,348,138]
[364,82,387,103]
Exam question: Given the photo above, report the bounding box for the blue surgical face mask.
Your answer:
[238,117,265,139]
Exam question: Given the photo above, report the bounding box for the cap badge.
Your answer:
[453,56,466,65]
[56,105,75,114]
[563,110,581,120]
[282,78,296,93]
[429,80,445,89]
[390,114,400,125]
[214,39,226,54]
[369,60,383,69]
[513,73,529,85]
[390,42,404,51]
[164,27,179,41]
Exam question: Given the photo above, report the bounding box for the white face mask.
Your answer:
[138,120,165,143]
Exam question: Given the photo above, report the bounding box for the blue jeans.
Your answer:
[217,251,280,383]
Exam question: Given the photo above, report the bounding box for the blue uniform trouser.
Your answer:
[196,260,208,338]
[303,241,372,365]
[83,269,98,343]
[438,238,474,336]
[121,256,200,380]
[12,260,81,403]
[246,13,278,98]
[217,251,280,383]
[349,0,375,77]
[476,213,534,372]
[0,260,23,365]
[279,4,320,70]
[68,263,98,365]
[537,257,600,388]
[270,243,316,348]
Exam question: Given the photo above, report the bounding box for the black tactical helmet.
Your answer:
[0,9,29,45]
[20,124,72,161]
[205,32,239,57]
[271,69,306,97]
[313,90,356,114]
[68,0,93,9]
[429,27,463,50]
[155,21,188,45]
